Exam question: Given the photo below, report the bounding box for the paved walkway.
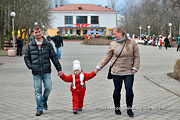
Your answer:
[0,42,180,120]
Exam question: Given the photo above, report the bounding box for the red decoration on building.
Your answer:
[76,23,89,27]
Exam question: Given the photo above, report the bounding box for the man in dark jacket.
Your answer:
[16,36,23,56]
[164,36,170,50]
[53,31,63,59]
[24,25,63,116]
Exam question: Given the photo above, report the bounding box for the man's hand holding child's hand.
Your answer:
[58,71,64,77]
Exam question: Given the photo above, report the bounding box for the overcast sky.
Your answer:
[69,0,109,6]
[53,0,126,13]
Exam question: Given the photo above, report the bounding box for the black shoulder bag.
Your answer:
[107,42,126,79]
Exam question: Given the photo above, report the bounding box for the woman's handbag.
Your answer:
[107,66,113,79]
[107,43,125,79]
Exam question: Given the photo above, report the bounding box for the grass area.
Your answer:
[83,38,113,45]
[0,50,8,56]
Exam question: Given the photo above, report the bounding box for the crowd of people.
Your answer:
[136,34,180,51]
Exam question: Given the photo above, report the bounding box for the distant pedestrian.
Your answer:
[144,36,148,45]
[159,38,163,49]
[46,36,52,41]
[24,25,63,116]
[59,60,97,114]
[153,35,156,46]
[53,31,64,59]
[177,35,180,51]
[164,36,170,50]
[16,36,23,56]
[85,34,88,39]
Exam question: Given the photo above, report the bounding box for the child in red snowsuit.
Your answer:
[159,39,163,49]
[59,60,97,114]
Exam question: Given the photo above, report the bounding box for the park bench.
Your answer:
[4,42,17,50]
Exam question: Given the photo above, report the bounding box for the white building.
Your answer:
[48,4,118,36]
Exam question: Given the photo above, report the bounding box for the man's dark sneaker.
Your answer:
[73,109,78,114]
[43,103,48,110]
[127,109,134,117]
[36,111,43,116]
[78,107,82,111]
[115,110,121,115]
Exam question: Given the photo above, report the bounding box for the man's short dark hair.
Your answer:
[31,25,42,32]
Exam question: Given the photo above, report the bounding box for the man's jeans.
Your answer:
[33,73,52,111]
[56,47,61,59]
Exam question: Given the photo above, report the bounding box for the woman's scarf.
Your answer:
[114,35,125,43]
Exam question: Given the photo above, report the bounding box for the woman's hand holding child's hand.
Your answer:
[94,69,98,74]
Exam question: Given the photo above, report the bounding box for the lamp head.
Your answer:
[169,23,172,27]
[10,12,16,17]
[34,22,38,25]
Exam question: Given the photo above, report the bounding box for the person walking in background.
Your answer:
[53,31,64,59]
[176,35,180,51]
[159,37,163,49]
[16,36,23,56]
[59,60,97,114]
[94,26,140,117]
[157,35,162,47]
[152,34,156,46]
[144,36,148,45]
[46,35,52,41]
[24,25,63,116]
[164,36,170,50]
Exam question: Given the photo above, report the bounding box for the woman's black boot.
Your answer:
[127,107,134,117]
[113,95,121,115]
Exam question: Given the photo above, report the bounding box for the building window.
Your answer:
[76,16,87,23]
[91,16,99,24]
[77,30,81,35]
[65,29,67,34]
[83,30,87,35]
[65,16,73,24]
[70,29,73,34]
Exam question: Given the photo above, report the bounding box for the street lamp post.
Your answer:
[148,26,150,36]
[169,23,172,40]
[139,26,142,40]
[42,25,45,36]
[10,12,16,50]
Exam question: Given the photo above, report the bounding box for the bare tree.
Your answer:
[0,0,52,49]
[55,0,69,7]
[121,0,180,38]
[106,0,118,10]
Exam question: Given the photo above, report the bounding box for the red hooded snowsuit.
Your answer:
[60,71,96,110]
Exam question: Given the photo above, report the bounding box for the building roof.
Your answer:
[49,4,117,12]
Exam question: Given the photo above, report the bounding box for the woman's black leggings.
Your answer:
[112,75,134,107]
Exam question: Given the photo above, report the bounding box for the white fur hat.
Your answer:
[73,60,80,65]
[73,60,81,71]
